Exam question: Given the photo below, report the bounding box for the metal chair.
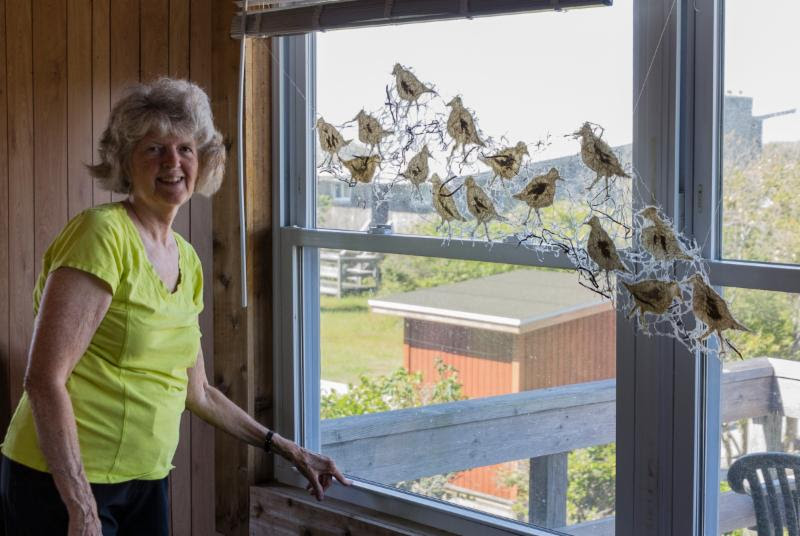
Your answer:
[728,452,800,536]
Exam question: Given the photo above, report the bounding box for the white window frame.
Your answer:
[267,2,738,533]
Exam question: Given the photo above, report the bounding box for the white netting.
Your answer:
[315,63,744,357]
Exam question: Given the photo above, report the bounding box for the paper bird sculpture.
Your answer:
[354,110,392,150]
[401,145,432,197]
[574,122,630,191]
[622,279,683,319]
[513,167,563,224]
[638,206,692,261]
[478,141,529,186]
[465,176,504,239]
[341,155,381,184]
[316,117,350,165]
[431,174,467,234]
[689,274,748,345]
[586,215,629,273]
[392,63,434,103]
[446,97,485,157]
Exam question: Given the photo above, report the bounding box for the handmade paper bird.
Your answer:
[392,63,434,103]
[622,279,683,319]
[464,176,504,239]
[478,142,529,186]
[401,145,432,197]
[513,167,563,224]
[574,122,630,192]
[354,110,392,150]
[446,97,485,157]
[585,215,629,273]
[689,273,748,345]
[431,174,467,234]
[638,206,692,261]
[316,117,350,165]
[341,155,381,184]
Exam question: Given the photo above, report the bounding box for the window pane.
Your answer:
[315,4,632,240]
[721,0,800,264]
[715,287,800,535]
[318,252,617,532]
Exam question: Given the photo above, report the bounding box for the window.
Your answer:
[688,0,800,534]
[272,0,720,534]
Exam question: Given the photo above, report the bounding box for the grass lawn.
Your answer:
[320,294,405,385]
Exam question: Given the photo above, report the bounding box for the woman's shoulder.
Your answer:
[66,202,128,234]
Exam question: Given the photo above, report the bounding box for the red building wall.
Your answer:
[403,309,616,502]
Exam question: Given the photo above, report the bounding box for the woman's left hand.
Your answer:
[274,436,352,501]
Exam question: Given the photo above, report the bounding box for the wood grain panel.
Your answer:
[247,36,273,486]
[91,0,111,205]
[109,0,139,204]
[189,1,216,534]
[0,0,11,433]
[169,0,191,241]
[33,0,69,281]
[212,1,253,533]
[67,0,93,217]
[140,0,168,82]
[7,0,35,408]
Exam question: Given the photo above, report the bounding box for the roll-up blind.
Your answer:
[232,0,613,39]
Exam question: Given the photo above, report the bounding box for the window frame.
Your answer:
[268,2,722,532]
[685,0,800,534]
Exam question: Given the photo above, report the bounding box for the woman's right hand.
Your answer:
[68,506,102,536]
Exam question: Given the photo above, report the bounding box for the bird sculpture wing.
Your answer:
[641,225,692,261]
[433,186,467,222]
[588,227,628,272]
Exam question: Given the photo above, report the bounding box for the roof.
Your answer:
[368,269,613,334]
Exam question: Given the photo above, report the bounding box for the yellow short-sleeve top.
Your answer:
[1,202,203,483]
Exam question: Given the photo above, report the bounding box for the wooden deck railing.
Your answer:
[321,357,800,534]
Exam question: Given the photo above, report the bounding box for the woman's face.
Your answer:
[129,132,199,212]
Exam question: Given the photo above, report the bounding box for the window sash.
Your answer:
[271,2,712,531]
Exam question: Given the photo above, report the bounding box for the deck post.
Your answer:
[529,452,568,528]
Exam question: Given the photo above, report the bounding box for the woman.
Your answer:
[0,78,349,535]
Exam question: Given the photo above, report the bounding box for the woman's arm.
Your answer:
[24,267,112,534]
[186,349,351,500]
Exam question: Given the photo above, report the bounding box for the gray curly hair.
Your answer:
[88,78,226,197]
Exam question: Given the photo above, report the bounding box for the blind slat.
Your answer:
[232,0,613,39]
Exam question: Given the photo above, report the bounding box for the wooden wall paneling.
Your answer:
[140,0,168,82]
[91,0,111,206]
[7,0,36,409]
[33,0,69,281]
[0,0,11,433]
[162,1,193,533]
[212,0,253,533]
[246,36,272,485]
[189,0,216,533]
[109,0,139,203]
[67,0,93,218]
[168,0,191,241]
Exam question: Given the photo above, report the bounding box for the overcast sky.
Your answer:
[315,0,799,162]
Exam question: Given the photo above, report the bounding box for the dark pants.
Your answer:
[0,455,169,536]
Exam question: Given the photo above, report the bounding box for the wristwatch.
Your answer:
[264,430,275,453]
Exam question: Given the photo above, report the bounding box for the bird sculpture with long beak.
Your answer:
[401,145,432,197]
[689,274,748,352]
[431,174,467,236]
[464,176,504,240]
[354,110,392,151]
[341,155,381,184]
[392,63,435,103]
[513,167,563,224]
[586,215,629,274]
[446,97,485,158]
[638,206,693,261]
[316,117,350,166]
[479,141,529,186]
[574,122,630,192]
[622,279,683,319]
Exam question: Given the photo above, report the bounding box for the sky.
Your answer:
[313,0,799,162]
